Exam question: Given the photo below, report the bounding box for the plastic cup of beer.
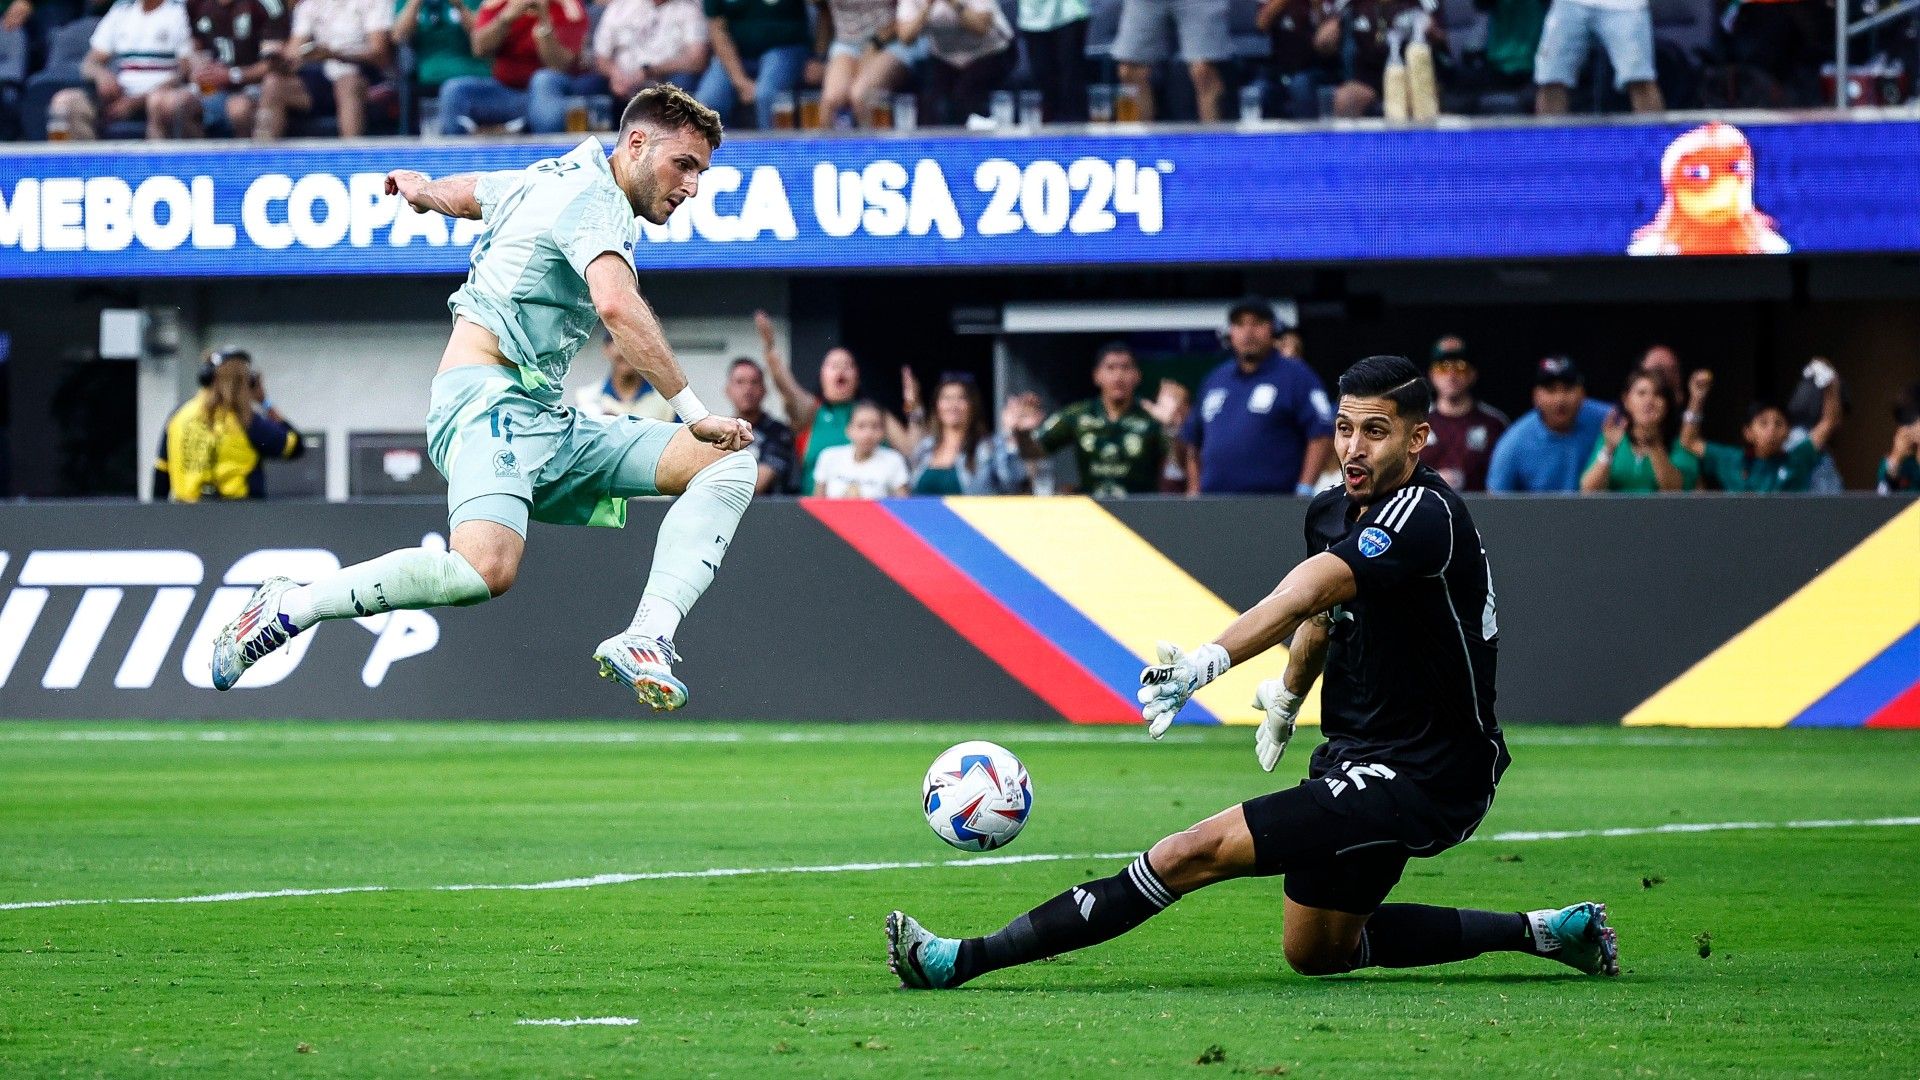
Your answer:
[1019,89,1043,130]
[892,92,917,130]
[1239,83,1262,124]
[1088,84,1114,123]
[990,89,1016,127]
[47,116,71,141]
[418,96,442,138]
[866,90,893,128]
[772,91,797,129]
[1115,83,1143,122]
[799,90,823,129]
[565,96,590,133]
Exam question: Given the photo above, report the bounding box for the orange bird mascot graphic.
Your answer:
[1629,122,1791,256]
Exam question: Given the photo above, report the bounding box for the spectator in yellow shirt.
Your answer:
[154,348,305,501]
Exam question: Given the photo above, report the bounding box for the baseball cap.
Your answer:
[1430,339,1470,366]
[1534,355,1583,388]
[1227,295,1277,326]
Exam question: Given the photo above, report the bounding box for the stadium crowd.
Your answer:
[156,292,1920,501]
[0,0,1875,140]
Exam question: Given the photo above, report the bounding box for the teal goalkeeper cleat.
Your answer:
[886,911,960,989]
[1529,902,1621,976]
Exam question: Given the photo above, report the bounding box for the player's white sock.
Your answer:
[627,451,755,642]
[282,548,492,630]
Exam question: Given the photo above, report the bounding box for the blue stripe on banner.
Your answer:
[882,499,1220,725]
[1788,625,1920,727]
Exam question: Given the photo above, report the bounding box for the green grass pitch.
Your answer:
[3,722,1917,1078]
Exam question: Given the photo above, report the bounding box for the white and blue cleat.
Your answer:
[210,576,301,691]
[886,911,960,989]
[593,633,688,711]
[1530,901,1621,977]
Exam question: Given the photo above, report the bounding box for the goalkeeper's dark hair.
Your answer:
[619,85,723,150]
[1337,355,1432,421]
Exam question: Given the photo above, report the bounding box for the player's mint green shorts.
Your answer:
[425,364,679,535]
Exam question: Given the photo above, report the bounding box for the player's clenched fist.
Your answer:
[386,170,433,212]
[689,415,755,452]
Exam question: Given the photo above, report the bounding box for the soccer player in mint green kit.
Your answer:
[210,86,755,711]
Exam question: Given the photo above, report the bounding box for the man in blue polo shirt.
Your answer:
[1181,297,1334,495]
[1486,355,1613,493]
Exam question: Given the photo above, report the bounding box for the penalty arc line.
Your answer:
[4,817,1918,913]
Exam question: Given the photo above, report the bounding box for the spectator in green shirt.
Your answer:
[1878,380,1920,494]
[693,0,811,128]
[1680,368,1840,493]
[756,309,910,494]
[393,0,490,89]
[1017,343,1171,499]
[1581,368,1699,493]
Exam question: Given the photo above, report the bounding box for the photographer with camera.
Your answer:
[154,347,306,502]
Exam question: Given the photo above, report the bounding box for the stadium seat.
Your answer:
[1229,0,1270,61]
[1084,0,1121,76]
[19,15,94,141]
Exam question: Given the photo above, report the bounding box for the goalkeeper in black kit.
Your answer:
[886,355,1619,988]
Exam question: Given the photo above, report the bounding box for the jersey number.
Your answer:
[488,410,515,443]
[534,160,582,175]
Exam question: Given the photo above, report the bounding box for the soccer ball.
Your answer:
[922,741,1033,852]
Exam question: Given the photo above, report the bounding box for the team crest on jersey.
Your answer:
[1357,526,1392,558]
[493,450,519,477]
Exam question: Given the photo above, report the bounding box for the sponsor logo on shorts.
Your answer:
[1358,527,1393,558]
[493,450,519,478]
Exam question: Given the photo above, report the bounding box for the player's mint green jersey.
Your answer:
[448,138,638,406]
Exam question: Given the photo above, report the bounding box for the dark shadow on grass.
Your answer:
[952,970,1627,993]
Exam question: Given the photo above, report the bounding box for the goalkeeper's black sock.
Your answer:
[954,855,1177,984]
[1350,905,1533,970]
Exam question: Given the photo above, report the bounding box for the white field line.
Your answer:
[0,728,1206,746]
[5,817,1919,914]
[0,728,1752,748]
[515,1017,639,1027]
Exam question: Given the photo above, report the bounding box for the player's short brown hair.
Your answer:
[619,85,723,150]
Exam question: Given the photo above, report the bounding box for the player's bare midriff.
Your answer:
[438,318,516,375]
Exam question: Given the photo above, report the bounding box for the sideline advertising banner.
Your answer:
[0,497,1909,725]
[1,117,1916,278]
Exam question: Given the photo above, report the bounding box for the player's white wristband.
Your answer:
[1191,643,1231,688]
[669,388,710,425]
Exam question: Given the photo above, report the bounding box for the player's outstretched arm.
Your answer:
[385,171,483,219]
[1216,552,1355,666]
[588,254,751,450]
[1139,553,1354,738]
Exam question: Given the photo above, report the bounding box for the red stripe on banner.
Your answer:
[803,499,1137,723]
[1865,681,1920,728]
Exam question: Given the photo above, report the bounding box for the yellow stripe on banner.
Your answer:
[946,497,1319,727]
[1623,503,1920,728]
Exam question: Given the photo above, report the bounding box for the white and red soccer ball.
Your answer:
[922,741,1033,852]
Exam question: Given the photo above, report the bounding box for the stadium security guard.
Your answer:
[154,348,306,501]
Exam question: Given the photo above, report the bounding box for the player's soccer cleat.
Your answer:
[593,633,688,711]
[886,911,960,990]
[210,576,301,691]
[1528,902,1620,977]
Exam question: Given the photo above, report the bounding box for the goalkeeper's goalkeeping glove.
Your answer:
[1138,641,1230,739]
[1252,679,1302,773]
